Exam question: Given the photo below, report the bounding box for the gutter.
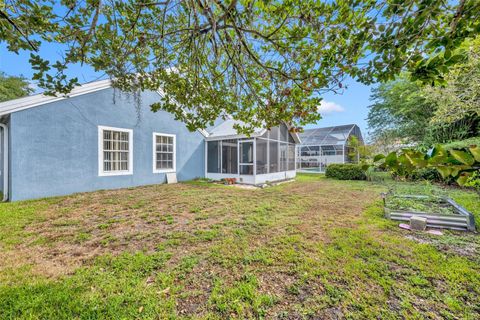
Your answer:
[0,123,8,201]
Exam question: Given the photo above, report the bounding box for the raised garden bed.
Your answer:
[382,193,476,232]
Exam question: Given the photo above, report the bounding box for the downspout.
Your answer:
[0,123,8,201]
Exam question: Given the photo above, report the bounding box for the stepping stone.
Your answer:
[410,216,427,231]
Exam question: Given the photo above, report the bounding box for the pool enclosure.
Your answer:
[205,120,300,184]
[296,124,363,173]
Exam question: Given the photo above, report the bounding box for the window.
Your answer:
[239,140,254,175]
[153,133,176,173]
[98,126,133,176]
[269,139,278,173]
[207,141,220,173]
[288,144,296,170]
[221,140,238,174]
[256,138,268,174]
[207,140,238,174]
[280,142,288,171]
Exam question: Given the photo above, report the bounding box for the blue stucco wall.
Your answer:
[9,88,205,201]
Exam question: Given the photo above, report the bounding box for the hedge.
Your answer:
[325,163,366,180]
[409,168,442,182]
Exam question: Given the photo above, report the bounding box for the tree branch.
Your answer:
[0,9,38,51]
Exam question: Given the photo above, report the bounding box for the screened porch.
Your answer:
[205,123,298,185]
[296,124,364,173]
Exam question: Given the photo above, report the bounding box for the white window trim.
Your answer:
[152,132,176,173]
[98,125,133,176]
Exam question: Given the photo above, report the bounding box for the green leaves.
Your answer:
[384,152,397,166]
[436,165,453,179]
[0,72,34,102]
[469,145,480,162]
[2,0,479,130]
[373,154,385,162]
[456,172,472,187]
[449,150,475,166]
[371,145,480,187]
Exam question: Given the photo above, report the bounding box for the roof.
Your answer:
[298,124,362,146]
[0,79,300,143]
[0,79,112,117]
[207,119,264,138]
[0,79,212,137]
[206,118,301,143]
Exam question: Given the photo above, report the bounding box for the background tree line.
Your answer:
[367,37,480,153]
[0,72,33,102]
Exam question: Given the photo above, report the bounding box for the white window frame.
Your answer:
[152,132,176,173]
[98,126,133,176]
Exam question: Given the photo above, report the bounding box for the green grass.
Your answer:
[0,175,479,319]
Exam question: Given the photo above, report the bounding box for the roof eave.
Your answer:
[205,129,266,141]
[0,79,112,117]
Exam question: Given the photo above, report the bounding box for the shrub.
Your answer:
[465,170,480,193]
[365,166,392,182]
[325,163,366,180]
[409,168,442,182]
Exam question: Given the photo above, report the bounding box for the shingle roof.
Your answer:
[298,124,361,146]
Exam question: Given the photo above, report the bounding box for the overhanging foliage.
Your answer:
[372,145,480,186]
[1,0,480,131]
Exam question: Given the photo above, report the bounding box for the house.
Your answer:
[0,80,300,201]
[296,124,363,173]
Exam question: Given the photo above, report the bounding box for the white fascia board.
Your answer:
[205,129,266,141]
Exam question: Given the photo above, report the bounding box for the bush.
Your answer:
[365,166,392,182]
[409,168,442,182]
[465,171,480,193]
[325,163,366,180]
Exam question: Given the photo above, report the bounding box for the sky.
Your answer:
[0,43,373,139]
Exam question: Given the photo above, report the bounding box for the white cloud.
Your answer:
[317,100,345,115]
[28,81,40,93]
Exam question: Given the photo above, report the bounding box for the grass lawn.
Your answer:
[0,174,479,319]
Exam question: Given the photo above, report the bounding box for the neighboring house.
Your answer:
[296,124,363,173]
[0,80,300,201]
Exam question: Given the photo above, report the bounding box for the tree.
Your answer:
[0,72,34,102]
[367,75,437,146]
[423,37,480,142]
[367,37,480,149]
[347,135,375,162]
[1,0,479,132]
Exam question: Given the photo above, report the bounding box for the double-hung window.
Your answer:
[98,126,133,176]
[153,133,176,173]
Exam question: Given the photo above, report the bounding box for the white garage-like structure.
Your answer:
[296,124,363,173]
[205,119,300,184]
